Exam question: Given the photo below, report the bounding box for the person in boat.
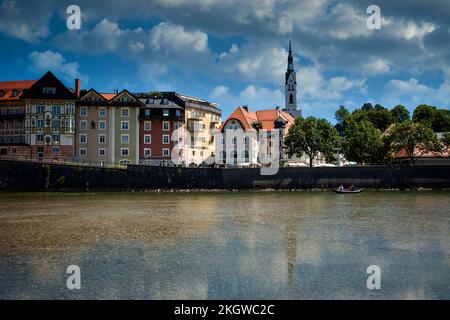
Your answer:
[349,184,355,191]
[338,185,344,191]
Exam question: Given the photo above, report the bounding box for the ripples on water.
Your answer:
[0,191,449,299]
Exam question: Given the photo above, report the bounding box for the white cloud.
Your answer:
[0,0,51,43]
[149,22,208,52]
[362,58,392,76]
[383,78,450,107]
[210,84,284,110]
[28,50,88,83]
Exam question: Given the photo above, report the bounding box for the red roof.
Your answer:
[395,147,450,159]
[219,106,294,131]
[100,93,117,101]
[0,80,37,101]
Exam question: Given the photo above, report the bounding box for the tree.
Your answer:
[391,105,410,123]
[341,117,389,164]
[285,117,340,167]
[387,121,443,165]
[412,105,450,132]
[352,104,393,131]
[441,132,450,149]
[335,105,350,124]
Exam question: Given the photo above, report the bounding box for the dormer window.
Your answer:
[12,90,18,97]
[43,87,56,94]
[0,90,4,97]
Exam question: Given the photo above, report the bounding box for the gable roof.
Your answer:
[219,106,294,131]
[0,80,37,101]
[20,71,76,100]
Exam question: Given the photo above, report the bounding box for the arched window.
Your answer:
[242,150,249,162]
[289,94,294,104]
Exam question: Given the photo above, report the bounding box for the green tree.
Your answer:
[335,105,350,124]
[441,132,450,149]
[387,121,443,165]
[341,117,389,164]
[390,105,410,123]
[412,105,450,132]
[352,104,393,131]
[285,117,340,167]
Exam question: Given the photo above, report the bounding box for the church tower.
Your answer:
[284,40,301,117]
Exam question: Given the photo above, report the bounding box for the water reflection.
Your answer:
[0,192,449,299]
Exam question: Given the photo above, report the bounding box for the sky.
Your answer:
[0,0,449,122]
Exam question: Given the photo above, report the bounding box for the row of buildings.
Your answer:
[0,71,222,166]
[0,42,307,167]
[0,70,301,167]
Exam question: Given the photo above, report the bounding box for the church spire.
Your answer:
[287,40,294,71]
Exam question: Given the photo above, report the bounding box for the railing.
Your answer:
[0,156,128,169]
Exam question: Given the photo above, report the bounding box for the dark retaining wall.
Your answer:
[0,160,449,191]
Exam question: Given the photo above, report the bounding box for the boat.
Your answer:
[332,188,363,194]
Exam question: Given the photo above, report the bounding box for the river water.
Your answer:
[0,191,449,299]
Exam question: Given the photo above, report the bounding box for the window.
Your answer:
[162,98,168,105]
[80,107,87,116]
[121,108,129,117]
[163,109,169,116]
[144,134,151,144]
[0,90,4,97]
[144,148,151,157]
[79,148,86,156]
[162,121,170,131]
[289,94,294,104]
[43,87,56,94]
[80,134,87,144]
[52,119,59,129]
[99,134,106,144]
[99,121,106,130]
[37,119,44,128]
[144,109,150,116]
[37,105,45,114]
[90,121,96,129]
[12,90,18,97]
[52,134,60,142]
[121,121,129,131]
[99,108,106,117]
[98,148,106,157]
[175,109,181,117]
[119,159,131,165]
[162,134,170,144]
[52,105,60,115]
[121,134,129,144]
[37,134,44,142]
[121,148,129,156]
[80,120,87,130]
[144,121,151,131]
[162,148,170,157]
[52,147,60,154]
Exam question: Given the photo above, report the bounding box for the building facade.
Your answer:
[0,80,36,159]
[178,93,221,165]
[217,106,294,166]
[76,89,143,165]
[137,92,185,165]
[22,71,78,161]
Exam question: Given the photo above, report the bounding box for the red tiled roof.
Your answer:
[219,106,294,131]
[395,147,450,159]
[100,93,117,101]
[0,80,37,101]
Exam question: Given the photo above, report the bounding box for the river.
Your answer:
[0,191,449,299]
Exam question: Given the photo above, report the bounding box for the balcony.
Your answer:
[0,112,25,120]
[0,135,26,145]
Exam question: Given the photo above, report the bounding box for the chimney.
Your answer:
[242,105,248,112]
[75,79,80,98]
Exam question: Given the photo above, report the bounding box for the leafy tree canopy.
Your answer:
[285,117,340,167]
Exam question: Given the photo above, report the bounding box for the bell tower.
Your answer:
[284,40,301,117]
